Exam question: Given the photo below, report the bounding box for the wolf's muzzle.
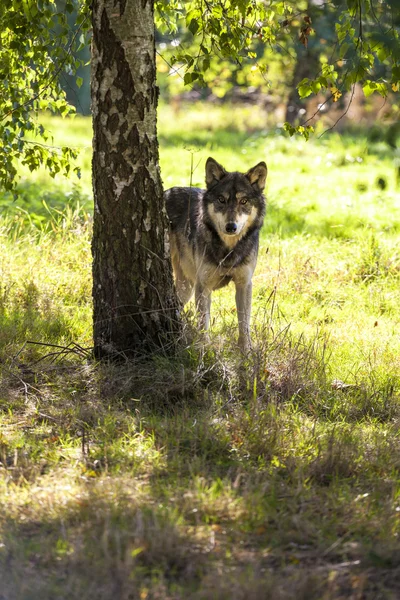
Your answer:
[225,222,238,234]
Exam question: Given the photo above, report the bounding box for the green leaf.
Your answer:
[188,18,199,36]
[298,80,313,98]
[283,122,296,136]
[203,57,210,71]
[363,80,377,98]
[339,42,350,58]
[392,66,400,80]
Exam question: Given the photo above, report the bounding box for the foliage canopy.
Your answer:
[0,0,89,192]
[156,0,400,137]
[0,0,399,190]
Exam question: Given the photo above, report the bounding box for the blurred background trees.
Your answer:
[153,0,399,137]
[63,0,399,130]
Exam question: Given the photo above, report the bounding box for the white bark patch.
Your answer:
[146,258,152,271]
[138,280,147,304]
[147,157,162,185]
[102,119,123,148]
[135,230,141,243]
[113,177,132,201]
[122,228,127,237]
[99,65,118,102]
[144,213,151,232]
[164,230,170,258]
[113,88,123,102]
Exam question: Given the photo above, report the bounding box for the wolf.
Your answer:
[164,157,267,350]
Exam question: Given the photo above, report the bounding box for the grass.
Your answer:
[0,103,399,599]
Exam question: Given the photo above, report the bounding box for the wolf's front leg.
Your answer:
[235,281,252,351]
[195,282,212,332]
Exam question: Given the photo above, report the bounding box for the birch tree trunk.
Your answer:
[91,0,179,357]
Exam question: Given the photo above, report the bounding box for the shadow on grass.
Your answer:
[1,400,399,600]
[1,327,399,599]
[0,481,205,600]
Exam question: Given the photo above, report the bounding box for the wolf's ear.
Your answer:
[246,162,268,191]
[205,157,227,188]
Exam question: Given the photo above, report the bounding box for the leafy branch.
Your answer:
[0,0,91,192]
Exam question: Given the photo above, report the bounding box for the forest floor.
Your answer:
[0,104,399,599]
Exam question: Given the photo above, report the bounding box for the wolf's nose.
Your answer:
[225,222,237,234]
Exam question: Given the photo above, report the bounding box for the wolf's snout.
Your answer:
[225,222,238,234]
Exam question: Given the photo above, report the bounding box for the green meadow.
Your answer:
[0,104,399,599]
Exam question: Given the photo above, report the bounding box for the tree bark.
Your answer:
[91,0,179,357]
[285,2,323,125]
[285,49,320,124]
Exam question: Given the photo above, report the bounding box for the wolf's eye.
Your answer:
[218,196,226,204]
[240,198,248,205]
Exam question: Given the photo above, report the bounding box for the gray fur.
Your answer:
[165,157,267,350]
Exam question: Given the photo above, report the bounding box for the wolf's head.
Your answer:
[203,157,267,246]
